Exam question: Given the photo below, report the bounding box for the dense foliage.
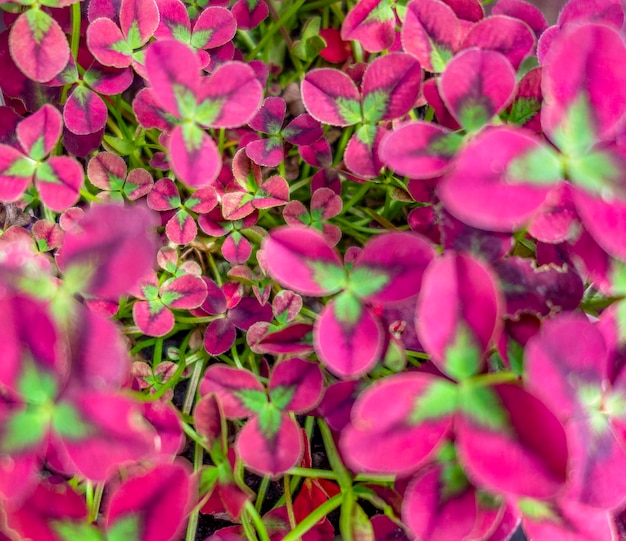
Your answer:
[1,0,626,539]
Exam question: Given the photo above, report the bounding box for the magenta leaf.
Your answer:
[204,318,236,356]
[558,0,624,30]
[9,10,70,82]
[119,0,159,49]
[438,126,558,231]
[248,96,285,134]
[380,121,462,178]
[542,24,626,150]
[165,210,197,244]
[0,145,34,202]
[440,0,483,21]
[106,461,194,541]
[352,231,435,303]
[191,6,237,49]
[57,204,158,299]
[402,0,461,72]
[154,0,191,41]
[87,18,132,68]
[461,15,536,70]
[344,124,384,178]
[83,63,133,95]
[168,124,221,188]
[314,297,383,378]
[88,152,126,191]
[341,373,454,474]
[52,392,156,481]
[416,251,503,380]
[17,103,62,159]
[440,48,516,132]
[133,299,175,337]
[147,177,180,210]
[63,86,108,136]
[237,412,302,476]
[361,53,422,122]
[341,0,396,53]
[492,0,548,37]
[245,137,283,167]
[160,274,207,309]
[35,156,84,212]
[231,0,268,30]
[268,358,323,413]
[301,69,362,126]
[197,62,263,128]
[194,393,224,449]
[456,383,568,499]
[282,114,323,146]
[262,226,345,296]
[200,365,265,419]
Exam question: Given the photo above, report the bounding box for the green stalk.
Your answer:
[244,501,271,541]
[255,475,271,513]
[286,467,337,480]
[280,494,343,541]
[185,442,204,541]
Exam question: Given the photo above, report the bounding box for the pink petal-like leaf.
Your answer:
[132,88,176,131]
[191,6,237,49]
[63,86,108,135]
[440,0,483,21]
[440,48,516,132]
[438,126,558,231]
[221,192,256,221]
[222,232,252,264]
[57,204,158,299]
[35,156,83,211]
[361,52,422,122]
[344,125,384,178]
[88,152,127,191]
[165,209,197,244]
[314,298,383,378]
[133,299,174,336]
[17,103,62,159]
[301,69,362,127]
[262,226,345,296]
[245,137,284,167]
[147,177,180,210]
[542,24,626,149]
[168,124,221,188]
[282,114,323,146]
[9,10,70,82]
[461,15,536,70]
[416,251,503,380]
[229,296,272,331]
[236,413,302,476]
[557,0,623,28]
[86,17,132,68]
[200,365,265,418]
[341,0,396,53]
[340,373,453,474]
[124,168,153,200]
[492,0,548,37]
[83,63,133,95]
[248,96,285,134]
[352,231,435,303]
[145,39,199,118]
[251,322,315,356]
[268,358,323,413]
[254,175,289,209]
[456,383,568,499]
[402,0,462,73]
[106,461,193,541]
[154,0,189,43]
[204,318,236,356]
[52,392,156,481]
[272,290,303,324]
[120,0,159,48]
[160,274,207,309]
[0,145,33,202]
[231,0,268,31]
[380,121,463,178]
[194,393,224,448]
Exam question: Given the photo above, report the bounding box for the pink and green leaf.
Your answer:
[341,0,396,53]
[340,372,453,474]
[231,0,268,31]
[17,103,62,159]
[352,231,435,303]
[63,86,108,135]
[344,124,384,178]
[124,168,153,200]
[119,0,159,48]
[492,0,548,37]
[0,145,34,202]
[262,226,345,296]
[437,126,556,231]
[461,15,536,70]
[165,209,197,244]
[282,114,323,146]
[191,6,237,49]
[456,383,568,498]
[204,318,237,356]
[168,124,221,188]
[268,358,323,413]
[200,365,265,419]
[132,299,174,336]
[248,97,285,134]
[440,48,517,132]
[417,252,502,380]
[83,63,133,95]
[245,137,283,167]
[402,0,461,73]
[314,298,383,378]
[35,156,83,211]
[361,53,422,122]
[88,151,127,191]
[9,10,70,83]
[236,411,302,476]
[160,274,207,309]
[301,69,362,126]
[87,18,132,68]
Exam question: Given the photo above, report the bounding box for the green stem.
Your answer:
[244,501,271,541]
[280,494,343,541]
[255,475,271,513]
[286,467,337,480]
[185,442,204,541]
